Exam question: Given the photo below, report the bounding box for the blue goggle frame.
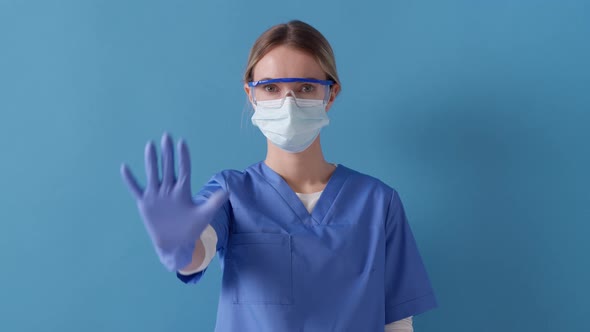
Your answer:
[248,77,335,87]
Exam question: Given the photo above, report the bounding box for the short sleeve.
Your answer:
[384,190,438,323]
[176,172,231,284]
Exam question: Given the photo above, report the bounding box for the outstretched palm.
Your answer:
[120,133,228,271]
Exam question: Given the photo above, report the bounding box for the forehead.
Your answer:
[252,45,325,81]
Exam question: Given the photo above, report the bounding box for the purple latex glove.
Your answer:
[120,133,229,272]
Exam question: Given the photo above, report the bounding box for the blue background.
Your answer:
[1,0,588,331]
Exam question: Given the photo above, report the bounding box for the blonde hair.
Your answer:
[243,20,341,92]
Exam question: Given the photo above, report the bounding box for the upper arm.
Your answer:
[384,316,413,332]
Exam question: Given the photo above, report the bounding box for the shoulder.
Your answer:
[340,164,397,196]
[208,161,263,186]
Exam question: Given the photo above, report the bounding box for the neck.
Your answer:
[264,136,336,194]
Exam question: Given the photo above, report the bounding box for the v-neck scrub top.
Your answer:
[177,162,438,332]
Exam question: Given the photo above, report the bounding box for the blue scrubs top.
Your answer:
[177,161,438,331]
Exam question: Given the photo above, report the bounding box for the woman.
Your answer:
[121,20,437,332]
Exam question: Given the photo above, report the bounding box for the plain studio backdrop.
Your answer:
[1,1,588,331]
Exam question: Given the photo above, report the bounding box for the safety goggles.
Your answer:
[248,78,334,108]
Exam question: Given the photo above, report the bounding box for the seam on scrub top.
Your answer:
[314,173,353,224]
[390,291,435,308]
[383,188,396,231]
[252,164,305,223]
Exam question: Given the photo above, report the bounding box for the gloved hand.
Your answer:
[120,133,229,272]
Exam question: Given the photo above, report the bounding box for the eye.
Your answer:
[263,84,279,93]
[301,84,315,93]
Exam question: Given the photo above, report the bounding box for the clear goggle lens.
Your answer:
[248,78,334,109]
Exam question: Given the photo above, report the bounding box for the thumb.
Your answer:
[120,163,143,200]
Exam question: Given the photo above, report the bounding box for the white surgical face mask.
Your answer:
[251,97,329,153]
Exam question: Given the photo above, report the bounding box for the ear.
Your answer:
[325,83,340,112]
[244,83,254,104]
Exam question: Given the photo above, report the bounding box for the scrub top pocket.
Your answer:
[227,232,293,305]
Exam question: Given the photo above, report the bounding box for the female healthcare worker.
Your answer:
[121,20,438,332]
